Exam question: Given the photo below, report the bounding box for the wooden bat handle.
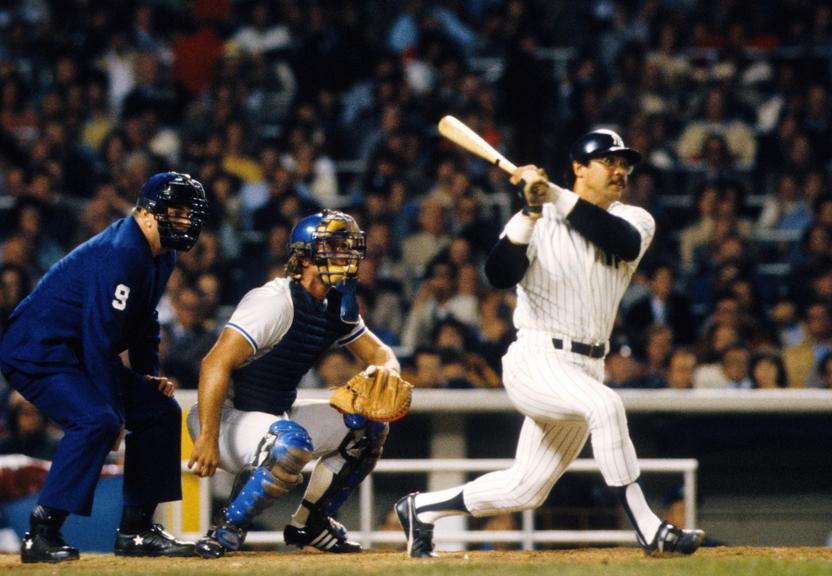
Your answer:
[438,115,518,175]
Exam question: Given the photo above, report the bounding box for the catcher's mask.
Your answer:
[136,172,208,252]
[288,209,366,287]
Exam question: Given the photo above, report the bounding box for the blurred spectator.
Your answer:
[679,181,752,269]
[756,171,812,233]
[676,84,757,169]
[307,348,358,390]
[625,324,674,389]
[403,346,444,389]
[401,198,450,282]
[665,348,697,390]
[0,263,30,331]
[401,257,457,351]
[769,297,805,347]
[252,166,316,235]
[231,1,292,57]
[693,342,752,389]
[749,352,788,389]
[605,344,642,389]
[355,257,403,345]
[477,291,516,373]
[819,351,832,389]
[624,262,695,358]
[782,301,832,388]
[9,198,64,272]
[433,317,501,389]
[445,262,481,328]
[0,394,59,460]
[364,221,406,286]
[160,285,217,389]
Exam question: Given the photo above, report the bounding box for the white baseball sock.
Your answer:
[289,465,334,527]
[619,483,662,545]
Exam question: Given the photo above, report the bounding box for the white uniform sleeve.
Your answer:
[608,202,656,263]
[225,279,293,356]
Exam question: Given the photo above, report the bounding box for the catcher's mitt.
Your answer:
[329,366,413,422]
[519,167,550,216]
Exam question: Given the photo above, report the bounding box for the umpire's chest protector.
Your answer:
[230,281,355,415]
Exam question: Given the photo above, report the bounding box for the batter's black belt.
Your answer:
[552,338,607,359]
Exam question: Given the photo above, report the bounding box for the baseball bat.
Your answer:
[438,115,518,175]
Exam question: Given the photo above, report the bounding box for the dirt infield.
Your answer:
[2,547,831,575]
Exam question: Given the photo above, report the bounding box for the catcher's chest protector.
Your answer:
[232,282,356,413]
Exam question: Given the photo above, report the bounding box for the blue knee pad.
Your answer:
[268,420,314,473]
[222,420,313,535]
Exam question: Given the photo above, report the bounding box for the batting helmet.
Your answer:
[287,209,366,286]
[137,172,208,252]
[569,129,642,166]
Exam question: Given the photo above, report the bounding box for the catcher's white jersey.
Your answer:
[461,197,655,516]
[226,277,365,365]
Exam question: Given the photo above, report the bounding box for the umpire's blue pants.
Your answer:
[2,365,182,516]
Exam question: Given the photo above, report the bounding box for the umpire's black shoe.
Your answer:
[284,514,362,553]
[642,521,705,556]
[21,528,80,564]
[114,524,195,557]
[395,493,437,558]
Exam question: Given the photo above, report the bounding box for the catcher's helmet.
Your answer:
[137,172,208,252]
[569,129,642,166]
[287,209,366,286]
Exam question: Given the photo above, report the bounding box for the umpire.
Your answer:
[0,172,207,563]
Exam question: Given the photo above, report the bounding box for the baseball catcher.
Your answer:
[186,210,406,558]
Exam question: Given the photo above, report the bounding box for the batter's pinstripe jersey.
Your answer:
[515,200,655,343]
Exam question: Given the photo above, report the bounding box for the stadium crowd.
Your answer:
[0,0,831,455]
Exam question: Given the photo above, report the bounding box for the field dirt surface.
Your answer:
[2,547,832,575]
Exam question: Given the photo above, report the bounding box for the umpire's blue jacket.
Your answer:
[0,215,183,515]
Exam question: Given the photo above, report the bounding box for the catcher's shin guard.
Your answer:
[212,421,313,553]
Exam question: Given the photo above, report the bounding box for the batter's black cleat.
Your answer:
[21,528,80,564]
[284,513,362,553]
[642,521,705,556]
[114,524,195,557]
[395,493,437,558]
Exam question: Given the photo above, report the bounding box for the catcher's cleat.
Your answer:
[194,521,247,559]
[283,513,362,553]
[642,521,705,556]
[395,493,437,558]
[114,524,195,557]
[21,527,80,564]
[195,535,226,559]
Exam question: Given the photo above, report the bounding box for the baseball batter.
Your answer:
[395,129,705,557]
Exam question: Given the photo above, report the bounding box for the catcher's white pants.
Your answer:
[186,399,353,474]
[462,331,641,517]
